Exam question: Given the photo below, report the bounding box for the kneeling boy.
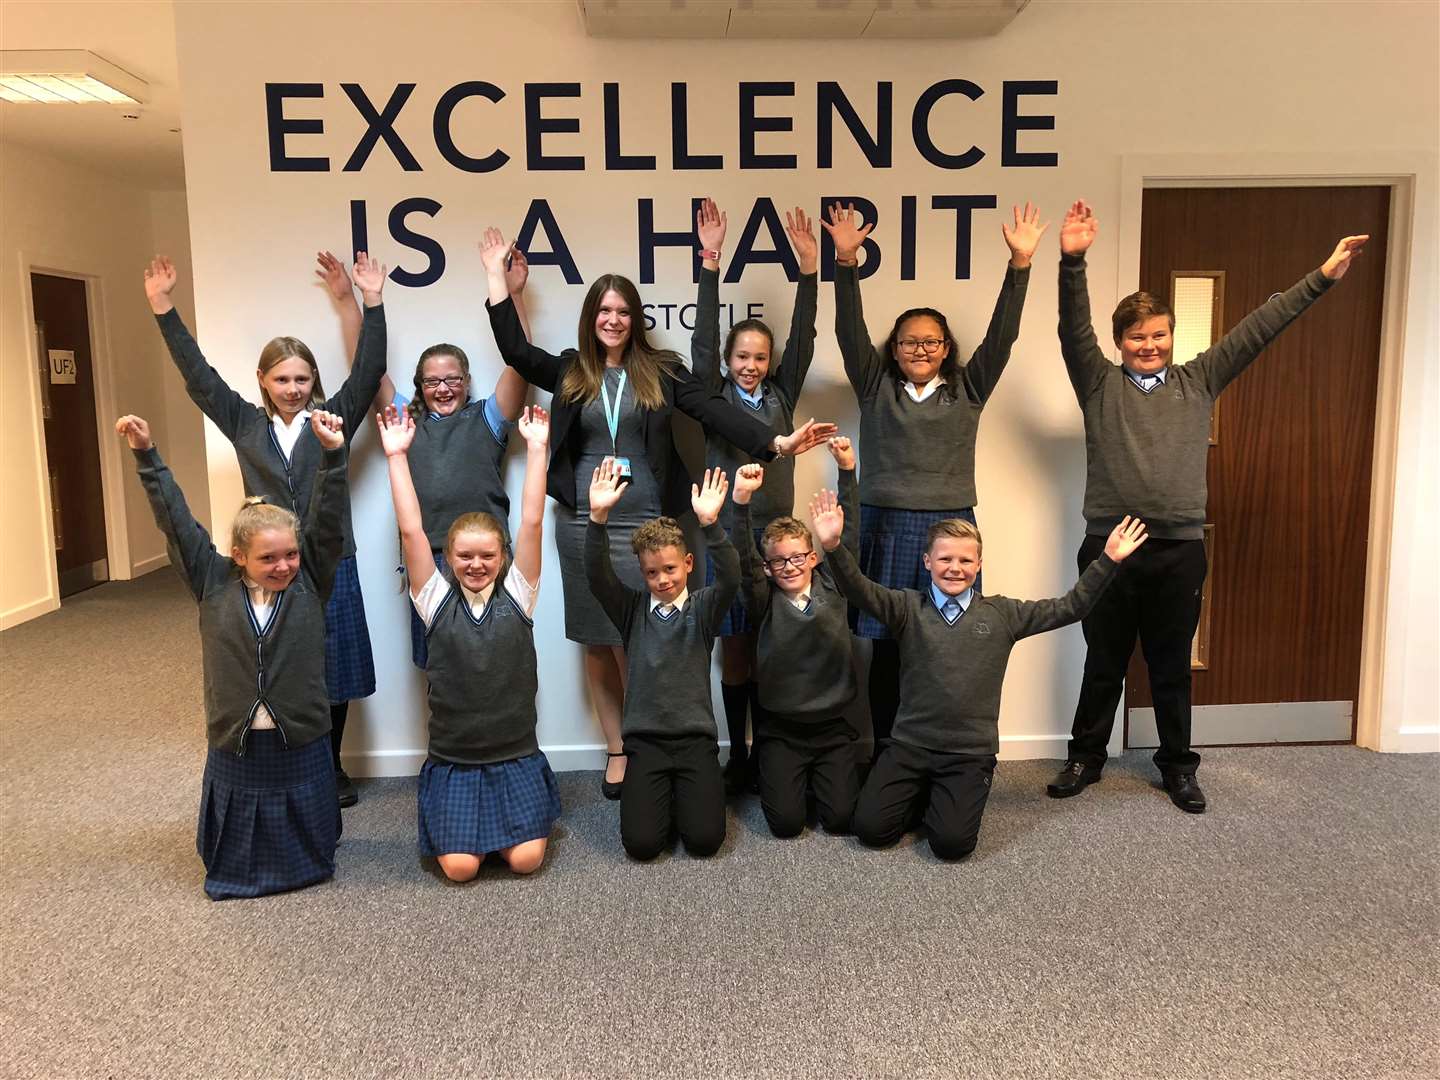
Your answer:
[586,459,738,860]
[732,437,861,837]
[814,500,1148,860]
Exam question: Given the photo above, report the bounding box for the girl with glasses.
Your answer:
[819,201,1047,764]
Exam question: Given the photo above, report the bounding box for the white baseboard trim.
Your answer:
[130,552,170,577]
[1382,726,1440,753]
[0,593,59,631]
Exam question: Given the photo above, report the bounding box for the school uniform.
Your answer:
[410,560,560,858]
[735,468,861,836]
[485,295,779,646]
[1058,254,1336,777]
[132,443,347,899]
[396,392,513,668]
[154,304,388,704]
[828,543,1118,859]
[584,519,739,860]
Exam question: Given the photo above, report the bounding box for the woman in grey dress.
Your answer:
[479,228,833,797]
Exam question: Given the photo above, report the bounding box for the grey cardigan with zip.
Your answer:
[133,443,346,755]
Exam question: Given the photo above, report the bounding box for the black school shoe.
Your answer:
[602,752,625,801]
[1046,760,1102,798]
[335,767,359,808]
[1162,772,1207,814]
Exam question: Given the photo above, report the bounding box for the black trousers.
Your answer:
[1068,533,1206,775]
[853,740,996,860]
[620,733,725,860]
[755,715,859,837]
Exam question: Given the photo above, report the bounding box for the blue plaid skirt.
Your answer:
[325,554,375,703]
[705,526,768,637]
[417,751,561,857]
[197,730,341,900]
[855,504,979,640]
[407,548,449,669]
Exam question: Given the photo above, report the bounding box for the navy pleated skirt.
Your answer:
[325,554,376,703]
[855,504,979,640]
[417,751,561,857]
[705,526,768,637]
[197,729,341,900]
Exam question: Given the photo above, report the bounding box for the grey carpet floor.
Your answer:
[1,573,1437,1080]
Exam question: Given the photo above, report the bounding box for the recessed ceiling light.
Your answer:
[0,50,148,105]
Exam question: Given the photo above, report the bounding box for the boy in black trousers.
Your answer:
[731,437,861,837]
[585,459,737,860]
[815,496,1149,860]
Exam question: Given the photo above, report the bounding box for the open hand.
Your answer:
[1104,515,1148,562]
[375,404,414,457]
[517,404,550,449]
[1002,201,1049,268]
[774,417,839,457]
[315,251,353,302]
[697,198,727,256]
[809,489,844,552]
[733,463,764,505]
[826,435,855,471]
[505,245,529,294]
[350,252,387,302]
[785,207,818,275]
[115,414,152,451]
[691,467,729,527]
[311,410,345,451]
[1320,235,1369,281]
[819,202,874,263]
[480,227,511,276]
[1060,200,1098,257]
[588,457,629,523]
[144,256,177,313]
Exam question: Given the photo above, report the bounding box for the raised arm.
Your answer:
[118,415,219,600]
[145,256,253,440]
[584,457,639,634]
[377,405,435,597]
[303,411,350,600]
[326,252,390,439]
[731,464,770,619]
[1189,235,1363,398]
[482,227,570,392]
[692,468,739,636]
[316,250,363,361]
[693,198,728,396]
[960,202,1042,404]
[1056,200,1113,402]
[812,488,909,633]
[828,436,861,559]
[511,405,551,586]
[773,206,820,405]
[821,203,884,401]
[1006,517,1145,638]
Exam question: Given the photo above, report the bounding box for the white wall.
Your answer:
[0,141,206,628]
[168,0,1440,771]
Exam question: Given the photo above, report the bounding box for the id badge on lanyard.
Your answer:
[600,370,631,477]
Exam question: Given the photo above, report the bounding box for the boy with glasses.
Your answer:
[731,438,861,837]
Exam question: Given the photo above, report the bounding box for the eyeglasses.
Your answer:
[764,553,812,572]
[896,338,945,354]
[421,375,466,390]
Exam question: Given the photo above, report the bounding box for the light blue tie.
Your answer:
[943,598,962,623]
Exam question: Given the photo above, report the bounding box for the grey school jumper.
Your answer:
[836,262,1029,510]
[154,303,388,557]
[827,543,1118,756]
[1060,253,1335,539]
[584,520,739,738]
[407,398,510,548]
[736,468,859,723]
[133,444,346,755]
[694,267,817,529]
[423,562,539,765]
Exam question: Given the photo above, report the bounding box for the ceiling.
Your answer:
[0,1,185,189]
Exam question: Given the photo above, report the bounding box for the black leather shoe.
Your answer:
[602,752,625,801]
[1046,760,1102,798]
[335,767,358,809]
[1162,772,1207,814]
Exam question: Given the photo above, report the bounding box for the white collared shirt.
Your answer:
[786,590,812,612]
[904,375,946,403]
[1124,366,1169,394]
[412,563,539,628]
[650,588,689,618]
[270,409,313,461]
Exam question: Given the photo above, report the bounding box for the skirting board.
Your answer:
[341,733,1077,777]
[1128,701,1353,748]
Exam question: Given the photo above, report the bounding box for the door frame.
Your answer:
[17,253,134,609]
[1115,150,1437,755]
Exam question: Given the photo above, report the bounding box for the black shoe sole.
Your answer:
[338,791,358,809]
[1167,795,1206,814]
[601,781,623,801]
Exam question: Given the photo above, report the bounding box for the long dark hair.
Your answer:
[406,344,471,420]
[559,274,680,410]
[883,307,960,403]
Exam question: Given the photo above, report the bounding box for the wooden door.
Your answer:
[1127,186,1390,746]
[31,273,109,597]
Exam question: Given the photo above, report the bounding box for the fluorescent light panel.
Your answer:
[0,50,147,104]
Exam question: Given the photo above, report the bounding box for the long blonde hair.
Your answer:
[558,274,680,411]
[231,496,299,553]
[256,337,327,417]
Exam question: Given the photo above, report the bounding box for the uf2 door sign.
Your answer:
[48,350,77,385]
